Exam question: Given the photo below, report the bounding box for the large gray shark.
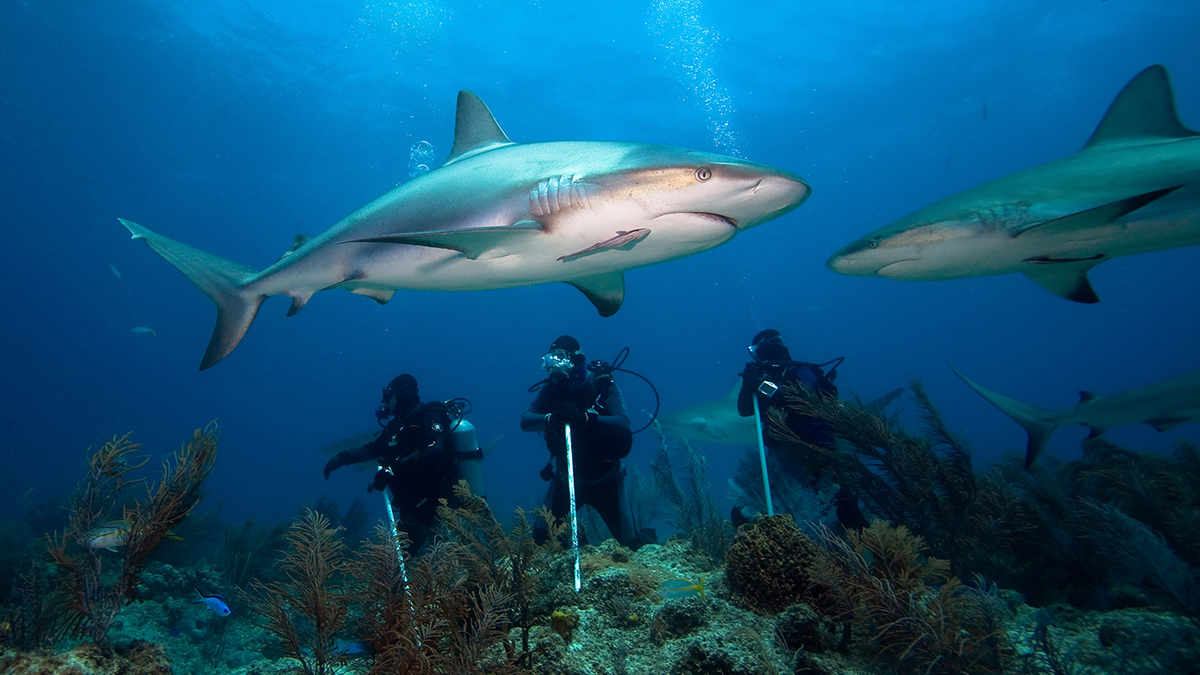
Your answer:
[952,366,1200,468]
[657,380,904,445]
[827,65,1200,302]
[122,91,810,369]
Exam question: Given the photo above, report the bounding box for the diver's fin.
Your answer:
[119,218,263,370]
[566,271,625,316]
[347,221,543,261]
[445,91,513,165]
[1016,186,1182,240]
[558,228,651,262]
[1021,260,1102,304]
[950,365,1059,469]
[1084,65,1199,150]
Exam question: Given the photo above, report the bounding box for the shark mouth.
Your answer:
[692,212,738,227]
[876,259,921,276]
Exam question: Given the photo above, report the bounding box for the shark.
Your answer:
[951,365,1200,468]
[121,91,810,369]
[827,65,1200,303]
[657,381,904,445]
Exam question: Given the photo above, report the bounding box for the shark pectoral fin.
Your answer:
[1015,186,1184,240]
[444,90,513,165]
[566,271,625,316]
[1146,416,1189,432]
[1021,261,1102,304]
[350,287,397,305]
[347,222,543,261]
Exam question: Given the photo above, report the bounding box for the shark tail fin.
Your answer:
[950,365,1059,469]
[119,219,264,370]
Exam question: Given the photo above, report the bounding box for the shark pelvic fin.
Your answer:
[347,221,543,260]
[119,218,264,370]
[951,365,1059,469]
[1021,261,1101,303]
[566,271,625,316]
[445,91,513,165]
[1015,185,1183,240]
[350,287,396,305]
[1084,65,1199,150]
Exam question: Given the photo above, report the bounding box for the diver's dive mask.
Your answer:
[541,349,577,376]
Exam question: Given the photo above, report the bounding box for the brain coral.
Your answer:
[724,515,825,614]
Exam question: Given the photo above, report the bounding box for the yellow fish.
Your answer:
[658,574,706,600]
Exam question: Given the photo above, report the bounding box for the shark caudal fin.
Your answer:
[119,219,263,370]
[950,365,1059,469]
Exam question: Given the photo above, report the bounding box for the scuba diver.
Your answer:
[323,373,486,553]
[521,335,653,550]
[738,328,868,530]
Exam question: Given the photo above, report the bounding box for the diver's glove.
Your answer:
[367,466,392,493]
[740,362,763,381]
[539,460,555,482]
[323,452,350,479]
[547,403,587,430]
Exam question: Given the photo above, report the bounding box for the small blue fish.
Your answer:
[192,587,231,616]
[658,574,706,600]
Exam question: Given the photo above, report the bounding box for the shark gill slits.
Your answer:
[695,166,712,182]
[531,175,591,217]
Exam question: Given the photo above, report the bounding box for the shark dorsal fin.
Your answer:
[725,381,742,400]
[445,91,512,165]
[1083,65,1199,150]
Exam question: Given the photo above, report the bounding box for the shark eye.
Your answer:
[868,238,879,249]
[695,166,712,182]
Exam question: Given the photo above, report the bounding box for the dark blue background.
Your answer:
[3,0,1198,527]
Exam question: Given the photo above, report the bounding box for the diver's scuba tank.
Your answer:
[450,418,486,499]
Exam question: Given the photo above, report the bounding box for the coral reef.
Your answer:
[44,425,219,645]
[811,519,1005,674]
[724,515,826,615]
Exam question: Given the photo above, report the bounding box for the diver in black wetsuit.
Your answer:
[323,373,483,552]
[520,335,652,550]
[738,329,868,530]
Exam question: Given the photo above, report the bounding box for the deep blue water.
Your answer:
[2,0,1198,528]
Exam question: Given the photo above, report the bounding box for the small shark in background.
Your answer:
[122,91,810,369]
[951,365,1200,468]
[828,65,1200,303]
[657,381,904,445]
